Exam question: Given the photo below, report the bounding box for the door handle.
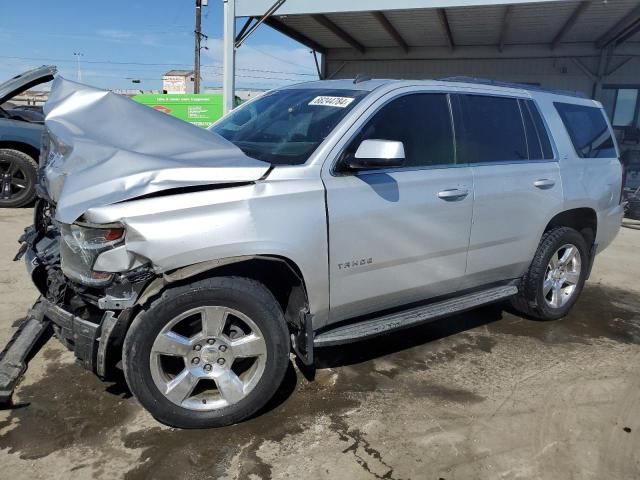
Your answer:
[437,188,469,201]
[534,179,556,189]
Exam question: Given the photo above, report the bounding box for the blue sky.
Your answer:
[0,0,318,91]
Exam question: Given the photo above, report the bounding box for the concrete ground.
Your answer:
[0,208,639,480]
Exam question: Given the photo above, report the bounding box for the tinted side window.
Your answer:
[520,99,543,160]
[554,102,616,158]
[343,93,454,168]
[520,99,554,160]
[526,100,554,159]
[454,94,528,163]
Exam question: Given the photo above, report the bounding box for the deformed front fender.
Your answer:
[135,255,258,306]
[83,176,331,326]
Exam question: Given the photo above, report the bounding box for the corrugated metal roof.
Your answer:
[267,0,640,51]
[324,12,397,48]
[277,15,351,49]
[563,0,639,42]
[446,5,505,45]
[507,1,582,44]
[385,9,450,47]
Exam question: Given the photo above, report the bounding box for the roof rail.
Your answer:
[439,76,587,99]
[353,73,373,84]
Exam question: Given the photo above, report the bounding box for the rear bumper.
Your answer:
[597,204,624,254]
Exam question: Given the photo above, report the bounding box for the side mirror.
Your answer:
[348,139,405,170]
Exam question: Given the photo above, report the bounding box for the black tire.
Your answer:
[0,149,38,208]
[626,195,640,220]
[123,276,290,428]
[511,227,589,320]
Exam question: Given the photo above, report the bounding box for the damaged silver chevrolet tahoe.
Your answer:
[0,76,624,428]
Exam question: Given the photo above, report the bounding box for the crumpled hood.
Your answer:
[0,65,56,105]
[42,77,270,224]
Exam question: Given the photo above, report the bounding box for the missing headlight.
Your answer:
[59,222,125,287]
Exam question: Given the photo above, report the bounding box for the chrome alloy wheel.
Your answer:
[543,243,582,309]
[149,306,267,411]
[0,158,30,201]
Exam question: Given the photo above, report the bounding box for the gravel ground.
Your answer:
[0,208,639,480]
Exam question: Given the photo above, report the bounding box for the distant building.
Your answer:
[7,90,50,107]
[162,70,195,94]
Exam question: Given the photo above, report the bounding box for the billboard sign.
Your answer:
[132,93,224,128]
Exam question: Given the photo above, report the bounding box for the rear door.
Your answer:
[451,94,563,287]
[321,90,474,322]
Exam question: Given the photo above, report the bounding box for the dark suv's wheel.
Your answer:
[511,227,589,320]
[0,149,38,208]
[123,276,290,428]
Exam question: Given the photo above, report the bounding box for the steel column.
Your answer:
[223,0,236,115]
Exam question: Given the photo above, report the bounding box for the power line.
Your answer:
[1,61,306,83]
[0,54,317,77]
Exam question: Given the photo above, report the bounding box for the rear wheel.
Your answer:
[511,227,589,320]
[0,149,38,208]
[123,276,290,428]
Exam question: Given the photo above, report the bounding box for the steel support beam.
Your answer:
[614,20,640,47]
[498,5,512,52]
[237,0,570,18]
[235,17,254,43]
[571,57,596,80]
[437,8,455,50]
[371,11,409,53]
[606,56,633,76]
[592,46,612,100]
[596,4,640,49]
[235,0,286,48]
[311,14,365,53]
[326,43,640,61]
[550,1,590,50]
[263,17,327,54]
[223,0,236,115]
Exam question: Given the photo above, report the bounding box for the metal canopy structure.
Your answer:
[222,0,640,113]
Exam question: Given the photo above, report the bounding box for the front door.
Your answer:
[321,91,474,323]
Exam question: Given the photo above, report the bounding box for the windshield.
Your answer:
[211,88,369,165]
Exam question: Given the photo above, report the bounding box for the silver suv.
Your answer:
[3,77,624,428]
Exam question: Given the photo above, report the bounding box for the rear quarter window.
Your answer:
[554,102,617,158]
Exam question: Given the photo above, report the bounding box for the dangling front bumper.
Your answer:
[0,215,152,405]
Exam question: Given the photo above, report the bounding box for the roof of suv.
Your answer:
[283,78,597,105]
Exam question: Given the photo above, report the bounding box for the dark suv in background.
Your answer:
[0,66,56,207]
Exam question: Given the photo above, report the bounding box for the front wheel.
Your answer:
[511,227,589,320]
[123,277,290,428]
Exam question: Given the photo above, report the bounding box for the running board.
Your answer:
[314,285,517,347]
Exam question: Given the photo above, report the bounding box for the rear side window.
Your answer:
[342,93,455,168]
[521,100,554,159]
[453,94,528,163]
[554,102,617,158]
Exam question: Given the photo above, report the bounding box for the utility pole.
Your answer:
[73,52,84,82]
[194,0,202,93]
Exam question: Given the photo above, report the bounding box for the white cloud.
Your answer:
[96,29,134,40]
[203,38,318,89]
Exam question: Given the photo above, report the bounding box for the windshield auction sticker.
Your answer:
[308,96,355,108]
